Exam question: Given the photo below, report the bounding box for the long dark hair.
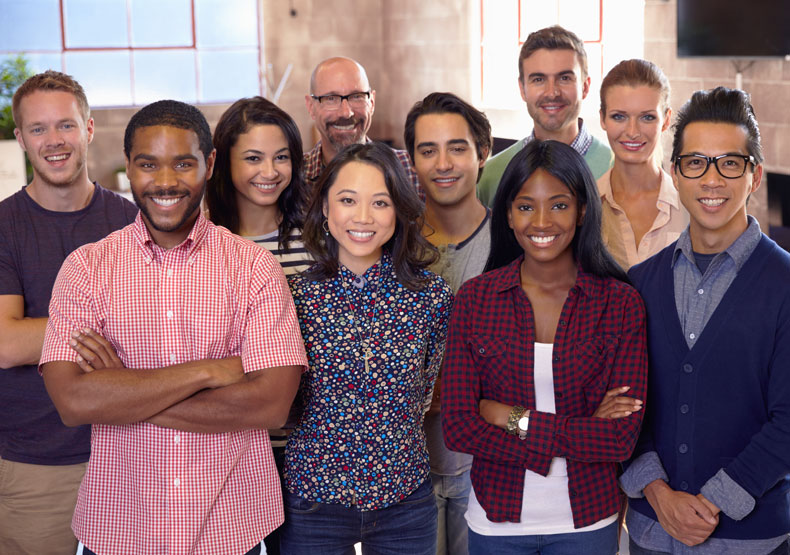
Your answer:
[303,142,438,290]
[485,140,628,282]
[205,96,307,248]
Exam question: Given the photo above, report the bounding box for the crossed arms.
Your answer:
[42,328,301,433]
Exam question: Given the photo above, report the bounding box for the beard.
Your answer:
[132,185,204,235]
[323,116,368,151]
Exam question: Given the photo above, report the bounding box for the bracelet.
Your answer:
[506,405,526,435]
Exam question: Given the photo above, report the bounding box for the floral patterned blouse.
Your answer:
[285,254,453,510]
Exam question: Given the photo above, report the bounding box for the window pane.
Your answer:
[558,1,600,42]
[520,0,559,41]
[64,0,128,48]
[131,0,193,47]
[65,51,132,106]
[0,0,62,51]
[133,50,197,105]
[195,0,258,48]
[199,49,259,102]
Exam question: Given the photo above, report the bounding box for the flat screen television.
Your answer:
[677,0,790,58]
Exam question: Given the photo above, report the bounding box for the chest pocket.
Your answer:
[469,336,510,395]
[575,335,619,412]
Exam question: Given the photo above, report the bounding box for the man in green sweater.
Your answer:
[477,25,613,206]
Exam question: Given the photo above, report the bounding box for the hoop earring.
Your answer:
[322,219,330,236]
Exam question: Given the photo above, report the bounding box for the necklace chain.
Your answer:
[339,264,383,372]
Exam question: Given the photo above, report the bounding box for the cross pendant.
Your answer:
[363,348,372,372]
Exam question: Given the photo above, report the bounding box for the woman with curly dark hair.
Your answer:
[281,142,453,555]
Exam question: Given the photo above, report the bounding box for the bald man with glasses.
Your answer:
[304,57,419,192]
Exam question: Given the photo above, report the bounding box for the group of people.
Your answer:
[0,22,788,555]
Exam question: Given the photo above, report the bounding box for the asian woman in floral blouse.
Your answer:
[281,142,453,555]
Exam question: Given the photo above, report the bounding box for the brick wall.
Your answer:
[645,0,790,228]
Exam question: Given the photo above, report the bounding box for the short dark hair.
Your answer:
[124,100,213,161]
[518,25,588,83]
[302,142,438,290]
[205,96,307,248]
[671,86,763,165]
[486,140,627,282]
[13,70,90,126]
[403,92,493,171]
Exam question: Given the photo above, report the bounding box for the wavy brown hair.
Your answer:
[302,142,437,290]
[205,96,306,248]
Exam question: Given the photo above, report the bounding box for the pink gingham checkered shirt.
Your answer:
[41,212,307,555]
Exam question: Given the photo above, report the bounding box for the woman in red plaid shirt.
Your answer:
[442,140,648,554]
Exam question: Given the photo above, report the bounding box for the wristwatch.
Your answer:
[517,410,530,439]
[506,405,527,436]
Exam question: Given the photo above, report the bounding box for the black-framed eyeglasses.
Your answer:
[310,91,371,109]
[674,153,756,179]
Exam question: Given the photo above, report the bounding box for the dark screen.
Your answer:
[677,0,790,57]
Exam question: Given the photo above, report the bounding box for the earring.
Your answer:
[322,219,330,236]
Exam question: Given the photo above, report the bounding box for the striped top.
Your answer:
[246,228,313,276]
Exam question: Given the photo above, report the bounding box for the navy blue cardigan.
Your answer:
[627,235,790,539]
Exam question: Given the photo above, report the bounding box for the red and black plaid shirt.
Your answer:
[442,256,647,528]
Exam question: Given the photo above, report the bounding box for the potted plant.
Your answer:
[0,54,33,198]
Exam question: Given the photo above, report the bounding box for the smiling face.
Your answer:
[600,84,670,166]
[307,59,375,155]
[323,161,396,275]
[672,121,762,254]
[127,125,216,249]
[413,112,486,209]
[230,124,292,212]
[520,49,590,142]
[14,90,94,189]
[507,168,581,267]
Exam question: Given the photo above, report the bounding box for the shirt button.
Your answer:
[680,481,689,491]
[559,320,566,326]
[679,443,689,454]
[174,435,180,444]
[553,355,560,362]
[173,478,181,487]
[680,404,689,414]
[166,310,174,319]
[167,269,173,277]
[697,288,704,295]
[478,348,485,354]
[689,333,696,340]
[683,364,693,374]
[170,353,177,363]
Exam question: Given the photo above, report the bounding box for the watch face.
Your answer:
[518,416,529,431]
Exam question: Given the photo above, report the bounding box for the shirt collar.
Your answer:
[598,168,680,212]
[672,215,761,271]
[493,254,598,298]
[337,252,395,284]
[527,118,592,155]
[132,210,210,262]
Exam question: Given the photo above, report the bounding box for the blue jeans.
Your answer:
[280,478,437,555]
[629,536,790,555]
[431,470,471,555]
[468,521,618,555]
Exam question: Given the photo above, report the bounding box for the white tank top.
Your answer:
[466,342,617,535]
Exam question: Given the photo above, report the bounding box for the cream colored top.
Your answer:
[597,168,688,271]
